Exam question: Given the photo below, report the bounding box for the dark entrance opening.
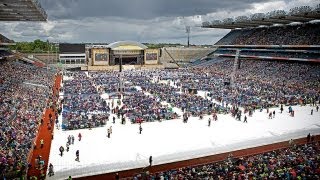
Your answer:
[115,57,138,65]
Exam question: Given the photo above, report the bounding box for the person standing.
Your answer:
[311,109,313,115]
[149,156,152,167]
[115,173,119,180]
[40,139,44,148]
[280,104,284,113]
[107,127,111,138]
[59,146,64,156]
[113,116,116,124]
[273,111,275,118]
[208,118,211,127]
[316,105,319,112]
[78,133,82,141]
[307,133,311,143]
[66,142,70,152]
[71,135,75,144]
[139,124,143,134]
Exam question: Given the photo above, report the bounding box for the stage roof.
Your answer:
[0,0,47,21]
[107,41,148,50]
[202,5,320,29]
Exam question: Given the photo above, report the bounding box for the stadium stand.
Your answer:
[133,140,320,179]
[0,34,14,44]
[215,23,320,45]
[0,59,56,179]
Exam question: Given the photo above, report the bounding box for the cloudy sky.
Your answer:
[0,0,318,44]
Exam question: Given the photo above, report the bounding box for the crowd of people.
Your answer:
[215,49,320,60]
[0,60,55,179]
[62,72,110,130]
[189,59,320,111]
[133,140,320,179]
[216,23,320,45]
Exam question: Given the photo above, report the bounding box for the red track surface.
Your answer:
[27,74,62,179]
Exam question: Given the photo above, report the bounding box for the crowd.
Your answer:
[133,140,320,179]
[122,89,178,123]
[59,57,320,130]
[189,59,320,112]
[0,60,55,179]
[216,23,320,45]
[214,49,320,60]
[62,72,110,130]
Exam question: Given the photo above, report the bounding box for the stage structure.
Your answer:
[86,41,160,70]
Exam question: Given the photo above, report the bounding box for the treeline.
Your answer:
[9,39,58,53]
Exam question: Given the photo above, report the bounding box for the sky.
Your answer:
[0,0,318,45]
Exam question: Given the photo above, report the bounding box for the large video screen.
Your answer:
[145,53,157,61]
[95,53,108,61]
[59,44,85,53]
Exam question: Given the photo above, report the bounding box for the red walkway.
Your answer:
[27,74,62,179]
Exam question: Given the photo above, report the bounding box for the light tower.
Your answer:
[186,26,190,47]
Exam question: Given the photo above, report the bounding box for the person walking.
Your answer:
[208,118,211,127]
[311,109,313,115]
[139,124,143,134]
[316,105,319,112]
[243,115,248,123]
[75,150,80,162]
[48,163,54,177]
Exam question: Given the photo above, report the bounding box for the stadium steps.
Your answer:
[191,58,227,68]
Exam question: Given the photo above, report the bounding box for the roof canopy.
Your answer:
[202,4,320,29]
[107,41,148,50]
[0,0,47,21]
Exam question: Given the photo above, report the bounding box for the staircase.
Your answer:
[230,50,240,87]
[163,48,180,68]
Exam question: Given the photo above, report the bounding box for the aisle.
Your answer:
[27,74,62,178]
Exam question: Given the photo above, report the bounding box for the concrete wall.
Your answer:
[24,53,58,64]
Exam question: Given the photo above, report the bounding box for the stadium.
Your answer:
[0,1,320,180]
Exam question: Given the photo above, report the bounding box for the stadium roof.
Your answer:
[0,0,47,21]
[202,5,320,29]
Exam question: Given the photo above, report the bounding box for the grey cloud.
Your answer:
[40,0,273,20]
[2,0,318,44]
